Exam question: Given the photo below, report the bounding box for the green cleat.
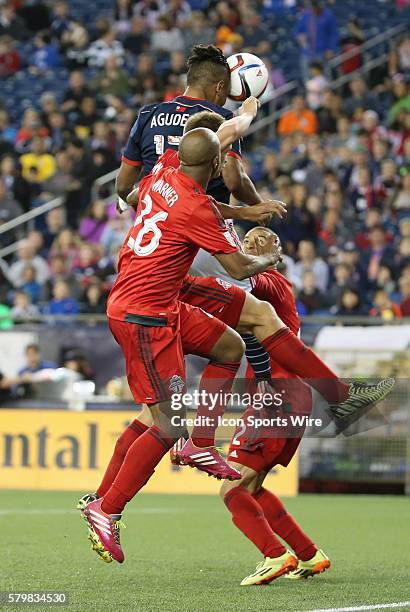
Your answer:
[285,549,331,579]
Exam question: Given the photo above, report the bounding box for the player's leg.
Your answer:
[236,292,395,415]
[178,299,244,442]
[81,317,187,563]
[252,477,331,580]
[220,464,297,586]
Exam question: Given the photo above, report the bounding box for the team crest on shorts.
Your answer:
[216,278,232,290]
[169,374,184,394]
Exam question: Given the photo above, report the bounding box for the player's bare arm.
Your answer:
[223,155,263,205]
[217,200,287,223]
[215,239,280,281]
[216,96,260,151]
[116,162,143,208]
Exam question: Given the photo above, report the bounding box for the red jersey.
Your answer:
[107,157,238,322]
[252,270,300,336]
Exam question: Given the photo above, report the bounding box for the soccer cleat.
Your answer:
[240,550,298,586]
[170,437,187,465]
[329,377,395,425]
[83,498,125,563]
[285,549,331,579]
[76,491,99,511]
[177,438,241,480]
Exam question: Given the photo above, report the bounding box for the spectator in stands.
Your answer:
[370,289,402,320]
[317,89,341,134]
[360,225,396,291]
[62,20,90,70]
[327,262,352,308]
[151,14,184,55]
[101,205,132,254]
[0,2,28,40]
[75,96,100,136]
[305,149,328,196]
[113,0,134,39]
[392,172,410,211]
[0,263,12,305]
[399,274,410,316]
[86,18,124,68]
[20,265,41,304]
[8,240,50,288]
[295,0,339,82]
[297,270,329,313]
[62,70,92,115]
[50,0,73,40]
[41,253,80,302]
[339,18,365,76]
[43,207,65,250]
[306,62,328,110]
[123,17,149,56]
[0,35,21,77]
[31,31,60,72]
[82,281,107,314]
[0,176,23,242]
[15,108,49,151]
[292,239,329,292]
[65,138,95,226]
[343,75,380,118]
[387,76,410,128]
[91,55,130,101]
[50,228,81,270]
[44,280,79,316]
[278,95,318,136]
[11,290,40,322]
[388,35,410,79]
[336,287,368,317]
[79,200,109,244]
[20,136,56,183]
[237,8,270,56]
[18,343,56,375]
[0,110,16,148]
[183,11,215,52]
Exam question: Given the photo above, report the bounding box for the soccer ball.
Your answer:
[226,53,269,101]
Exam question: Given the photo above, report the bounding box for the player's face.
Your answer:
[244,230,282,259]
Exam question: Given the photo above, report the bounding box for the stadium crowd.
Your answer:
[0,0,410,325]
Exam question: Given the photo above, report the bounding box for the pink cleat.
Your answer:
[83,498,125,564]
[177,438,241,481]
[170,437,187,465]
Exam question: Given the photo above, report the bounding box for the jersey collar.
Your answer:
[174,95,207,102]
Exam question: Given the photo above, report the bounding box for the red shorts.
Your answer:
[227,376,312,473]
[109,301,227,405]
[179,274,246,329]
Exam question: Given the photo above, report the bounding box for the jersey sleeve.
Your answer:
[186,197,239,255]
[122,112,144,167]
[253,272,287,303]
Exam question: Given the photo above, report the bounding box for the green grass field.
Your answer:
[1,491,409,612]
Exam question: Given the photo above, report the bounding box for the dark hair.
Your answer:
[26,343,40,353]
[186,45,230,87]
[309,61,323,72]
[184,111,225,134]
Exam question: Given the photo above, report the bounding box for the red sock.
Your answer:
[262,328,349,404]
[97,419,148,497]
[101,426,173,515]
[254,488,317,561]
[224,486,286,558]
[192,361,240,448]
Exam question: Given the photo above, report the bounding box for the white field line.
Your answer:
[304,602,410,612]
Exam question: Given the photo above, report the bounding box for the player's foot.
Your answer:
[76,491,99,511]
[83,498,125,563]
[329,377,395,425]
[170,437,187,465]
[240,550,298,586]
[285,549,330,579]
[178,438,241,480]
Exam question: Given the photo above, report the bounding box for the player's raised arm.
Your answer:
[216,96,260,151]
[215,234,281,281]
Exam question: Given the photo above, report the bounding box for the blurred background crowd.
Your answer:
[0,0,410,326]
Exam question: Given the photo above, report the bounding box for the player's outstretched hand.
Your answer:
[238,96,260,118]
[241,200,287,225]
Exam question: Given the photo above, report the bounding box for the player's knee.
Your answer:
[257,300,280,325]
[224,332,245,363]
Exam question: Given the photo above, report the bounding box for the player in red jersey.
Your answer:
[81,127,283,564]
[221,227,330,585]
